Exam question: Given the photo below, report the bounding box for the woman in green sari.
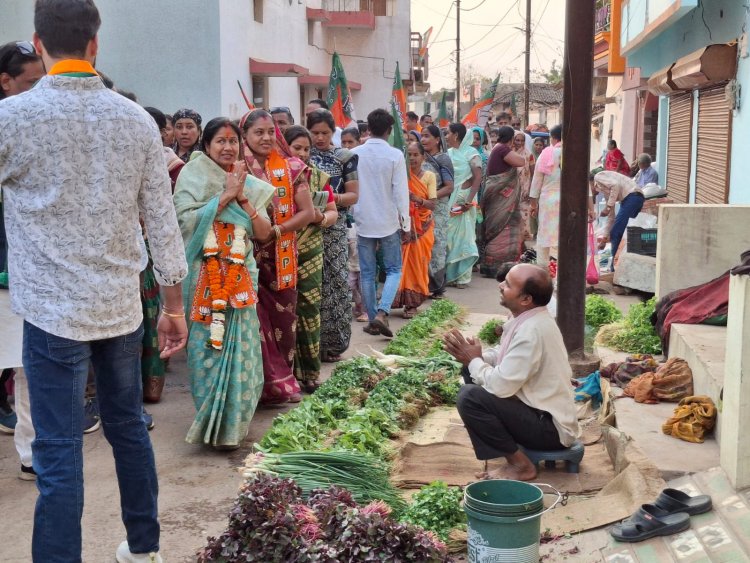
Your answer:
[444,122,482,288]
[173,118,274,449]
[284,125,338,391]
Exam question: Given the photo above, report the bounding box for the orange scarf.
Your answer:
[265,150,298,290]
[48,60,98,76]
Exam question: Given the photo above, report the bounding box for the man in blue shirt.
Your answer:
[634,153,659,187]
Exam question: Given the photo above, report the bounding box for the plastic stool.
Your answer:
[520,440,585,473]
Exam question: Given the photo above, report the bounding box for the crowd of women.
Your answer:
[142,102,563,450]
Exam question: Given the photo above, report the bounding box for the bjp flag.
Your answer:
[437,90,450,128]
[461,75,499,128]
[391,61,407,124]
[326,52,355,128]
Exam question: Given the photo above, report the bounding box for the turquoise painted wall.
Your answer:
[627,1,750,203]
[627,1,746,76]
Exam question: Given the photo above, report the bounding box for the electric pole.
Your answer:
[557,0,595,358]
[523,0,531,128]
[456,0,461,121]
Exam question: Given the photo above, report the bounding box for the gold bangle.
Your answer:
[249,209,259,220]
[320,215,327,227]
[161,309,185,319]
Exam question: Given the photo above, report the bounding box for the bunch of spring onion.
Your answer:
[367,348,461,373]
[245,450,407,513]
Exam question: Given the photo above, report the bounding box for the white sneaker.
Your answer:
[115,541,163,563]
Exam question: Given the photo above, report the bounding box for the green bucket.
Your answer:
[464,480,561,563]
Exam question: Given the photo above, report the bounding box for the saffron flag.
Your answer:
[388,97,407,156]
[437,90,449,128]
[391,61,407,125]
[326,52,355,128]
[419,27,433,62]
[461,75,500,128]
[237,80,255,110]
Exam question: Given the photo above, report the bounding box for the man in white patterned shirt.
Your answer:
[0,1,188,561]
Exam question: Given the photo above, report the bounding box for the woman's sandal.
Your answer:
[403,308,417,319]
[321,353,342,363]
[609,504,690,543]
[301,380,321,394]
[653,488,712,516]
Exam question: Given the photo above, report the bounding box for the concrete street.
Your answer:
[0,277,502,562]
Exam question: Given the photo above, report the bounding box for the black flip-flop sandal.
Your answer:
[654,488,712,516]
[363,323,380,336]
[609,504,690,543]
[371,318,393,337]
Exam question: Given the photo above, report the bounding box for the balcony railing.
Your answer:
[318,0,390,16]
[596,1,611,34]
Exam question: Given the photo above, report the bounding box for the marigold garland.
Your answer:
[196,223,253,350]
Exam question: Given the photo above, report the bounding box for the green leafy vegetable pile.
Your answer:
[384,299,461,357]
[401,481,466,542]
[237,301,468,555]
[199,474,451,562]
[584,295,623,329]
[477,318,504,345]
[597,297,661,355]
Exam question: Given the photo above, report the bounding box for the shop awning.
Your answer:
[647,64,678,96]
[250,58,309,77]
[670,44,737,90]
[298,75,361,91]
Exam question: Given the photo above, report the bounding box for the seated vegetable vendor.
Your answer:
[443,264,579,481]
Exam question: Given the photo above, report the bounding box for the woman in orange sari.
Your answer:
[394,142,437,318]
[240,110,315,404]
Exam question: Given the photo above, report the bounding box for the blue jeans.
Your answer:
[358,230,403,320]
[23,321,158,562]
[610,193,645,271]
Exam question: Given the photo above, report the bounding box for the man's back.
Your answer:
[352,138,409,238]
[0,74,185,340]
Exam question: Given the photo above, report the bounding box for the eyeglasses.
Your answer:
[0,41,36,73]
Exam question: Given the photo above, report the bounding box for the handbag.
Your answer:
[586,222,600,285]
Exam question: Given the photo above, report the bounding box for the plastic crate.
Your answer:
[627,227,657,257]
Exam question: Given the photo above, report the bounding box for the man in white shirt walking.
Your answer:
[443,264,579,481]
[352,109,410,337]
[0,1,188,561]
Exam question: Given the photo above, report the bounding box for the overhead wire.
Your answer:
[430,1,455,45]
[460,0,487,11]
[462,0,521,52]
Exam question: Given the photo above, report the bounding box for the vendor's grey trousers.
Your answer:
[456,379,565,460]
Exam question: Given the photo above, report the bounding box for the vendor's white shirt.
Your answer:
[467,309,580,446]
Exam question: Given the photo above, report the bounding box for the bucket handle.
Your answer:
[516,483,562,522]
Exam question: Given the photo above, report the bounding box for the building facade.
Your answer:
[2,0,411,124]
[599,0,750,204]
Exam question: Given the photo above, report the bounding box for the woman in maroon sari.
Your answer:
[241,109,315,404]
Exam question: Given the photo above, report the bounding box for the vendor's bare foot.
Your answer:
[476,450,537,481]
[482,464,538,482]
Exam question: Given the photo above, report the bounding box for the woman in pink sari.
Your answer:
[529,125,562,268]
[240,109,315,404]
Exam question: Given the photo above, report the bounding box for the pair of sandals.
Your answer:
[610,488,712,543]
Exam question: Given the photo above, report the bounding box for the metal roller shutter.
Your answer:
[666,92,693,204]
[695,85,731,204]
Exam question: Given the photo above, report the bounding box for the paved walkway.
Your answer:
[542,467,750,562]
